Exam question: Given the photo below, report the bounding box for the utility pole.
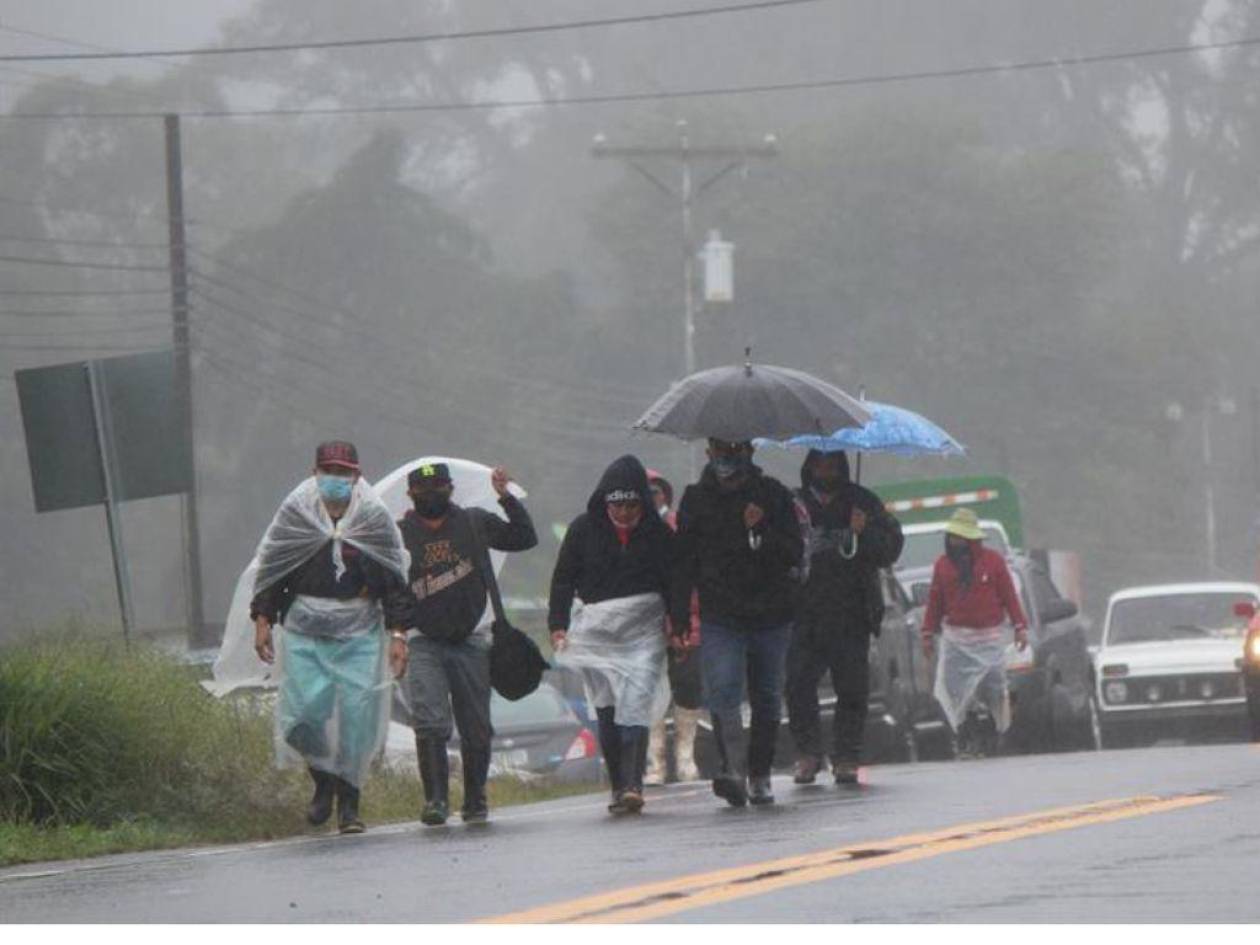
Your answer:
[165,113,207,647]
[591,120,777,475]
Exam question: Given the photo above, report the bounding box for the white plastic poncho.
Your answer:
[933,620,1016,733]
[208,475,409,695]
[209,475,409,785]
[555,592,671,728]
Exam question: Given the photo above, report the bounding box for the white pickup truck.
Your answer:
[1094,581,1259,748]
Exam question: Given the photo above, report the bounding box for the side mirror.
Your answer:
[1039,599,1078,624]
[1233,601,1256,619]
[912,584,931,607]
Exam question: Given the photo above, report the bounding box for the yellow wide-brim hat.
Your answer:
[943,507,983,541]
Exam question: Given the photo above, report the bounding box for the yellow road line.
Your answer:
[482,793,1220,924]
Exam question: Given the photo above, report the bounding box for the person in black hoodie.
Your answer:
[549,455,674,815]
[671,439,804,807]
[390,462,537,827]
[787,450,904,786]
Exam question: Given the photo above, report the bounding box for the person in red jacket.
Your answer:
[920,508,1028,756]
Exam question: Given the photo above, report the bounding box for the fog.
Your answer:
[1,0,1258,641]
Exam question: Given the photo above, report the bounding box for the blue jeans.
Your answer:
[700,621,792,777]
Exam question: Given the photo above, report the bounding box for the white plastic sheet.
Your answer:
[556,592,670,728]
[933,621,1015,733]
[272,601,391,786]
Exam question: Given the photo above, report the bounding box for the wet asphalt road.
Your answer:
[2,742,1258,923]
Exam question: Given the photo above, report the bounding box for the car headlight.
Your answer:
[1247,634,1260,665]
[1104,681,1128,704]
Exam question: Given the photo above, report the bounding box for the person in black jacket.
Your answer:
[549,455,674,815]
[787,450,904,786]
[389,462,537,827]
[671,439,804,807]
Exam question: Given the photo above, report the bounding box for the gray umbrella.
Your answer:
[633,357,872,442]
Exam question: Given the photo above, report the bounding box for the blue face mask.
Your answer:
[317,473,354,503]
[710,455,746,481]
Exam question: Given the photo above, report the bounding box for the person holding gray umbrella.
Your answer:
[636,353,869,807]
[670,438,805,807]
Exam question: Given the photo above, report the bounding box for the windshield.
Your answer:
[1107,593,1258,645]
[898,525,1010,571]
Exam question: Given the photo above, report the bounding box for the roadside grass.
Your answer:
[0,633,596,867]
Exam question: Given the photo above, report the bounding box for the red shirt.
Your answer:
[921,543,1028,637]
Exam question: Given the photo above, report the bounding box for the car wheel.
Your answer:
[1084,693,1103,751]
[1098,717,1130,750]
[1039,681,1067,752]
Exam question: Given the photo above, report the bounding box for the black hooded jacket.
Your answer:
[671,462,804,631]
[547,455,675,631]
[796,450,904,635]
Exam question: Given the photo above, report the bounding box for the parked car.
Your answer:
[1093,582,1259,748]
[385,677,602,783]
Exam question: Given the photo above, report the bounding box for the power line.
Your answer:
[195,339,626,461]
[0,287,167,297]
[0,308,168,318]
[0,252,167,272]
[191,308,628,441]
[0,1,822,63]
[0,231,168,251]
[3,31,1260,120]
[0,340,161,353]
[0,323,170,339]
[186,260,651,405]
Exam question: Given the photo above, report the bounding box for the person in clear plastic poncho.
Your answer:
[246,441,409,834]
[548,455,674,816]
[920,508,1029,757]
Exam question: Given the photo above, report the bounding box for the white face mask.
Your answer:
[658,505,671,519]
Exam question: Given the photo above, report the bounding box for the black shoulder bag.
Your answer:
[468,512,549,701]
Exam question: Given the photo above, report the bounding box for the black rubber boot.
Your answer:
[416,734,450,826]
[793,755,824,785]
[748,775,775,806]
[596,707,625,810]
[615,726,647,815]
[461,745,490,824]
[306,767,336,826]
[336,778,364,835]
[709,710,748,808]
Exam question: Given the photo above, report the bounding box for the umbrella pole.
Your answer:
[855,384,867,484]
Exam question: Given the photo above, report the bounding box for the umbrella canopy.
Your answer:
[758,401,965,457]
[633,358,871,442]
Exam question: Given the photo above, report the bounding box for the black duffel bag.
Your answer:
[471,515,549,701]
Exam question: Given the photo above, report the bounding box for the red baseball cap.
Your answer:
[314,440,360,471]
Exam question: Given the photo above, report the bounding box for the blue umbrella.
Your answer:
[758,401,965,457]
